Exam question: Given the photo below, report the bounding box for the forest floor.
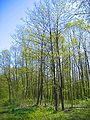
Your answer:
[0,99,90,120]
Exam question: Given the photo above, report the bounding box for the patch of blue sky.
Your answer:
[0,0,38,51]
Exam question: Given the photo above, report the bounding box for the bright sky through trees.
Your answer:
[0,0,90,119]
[0,0,38,51]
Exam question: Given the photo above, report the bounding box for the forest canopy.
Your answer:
[0,0,90,114]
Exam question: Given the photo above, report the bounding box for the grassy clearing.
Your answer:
[0,99,90,120]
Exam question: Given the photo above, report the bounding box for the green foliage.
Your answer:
[0,99,90,120]
[0,0,90,119]
[0,105,90,120]
[65,19,90,33]
[71,37,77,47]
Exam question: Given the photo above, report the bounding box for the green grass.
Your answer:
[0,99,90,120]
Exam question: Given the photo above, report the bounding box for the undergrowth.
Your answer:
[0,98,90,120]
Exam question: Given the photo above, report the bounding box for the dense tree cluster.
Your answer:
[0,0,90,111]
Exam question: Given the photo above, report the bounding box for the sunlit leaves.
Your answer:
[65,19,90,33]
[71,37,77,47]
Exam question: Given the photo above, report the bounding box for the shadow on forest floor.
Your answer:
[0,99,90,120]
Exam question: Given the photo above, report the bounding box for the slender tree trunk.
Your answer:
[55,18,64,110]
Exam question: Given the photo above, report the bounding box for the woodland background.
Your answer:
[0,0,90,119]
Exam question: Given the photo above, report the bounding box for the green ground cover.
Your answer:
[0,99,90,120]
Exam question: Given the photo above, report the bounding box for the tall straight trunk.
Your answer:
[47,5,58,110]
[50,28,57,111]
[8,69,11,103]
[75,65,79,99]
[46,70,49,104]
[21,73,25,99]
[37,69,40,105]
[55,17,64,110]
[15,51,18,98]
[8,58,12,102]
[83,45,90,96]
[25,53,29,98]
[68,47,73,107]
[78,42,85,96]
[58,58,64,110]
[40,37,44,105]
[51,35,57,110]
